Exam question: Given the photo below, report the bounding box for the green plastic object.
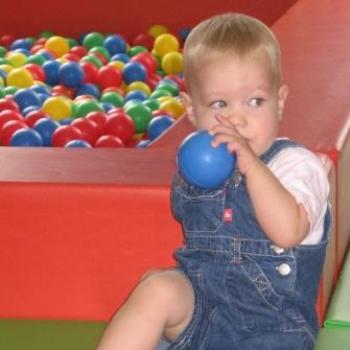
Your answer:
[315,328,350,350]
[324,250,350,328]
[0,319,106,350]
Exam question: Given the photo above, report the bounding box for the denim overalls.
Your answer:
[169,139,331,350]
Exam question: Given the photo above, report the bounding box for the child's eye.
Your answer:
[248,97,265,108]
[210,100,226,109]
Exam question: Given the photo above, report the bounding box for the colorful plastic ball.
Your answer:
[124,90,148,103]
[59,62,84,88]
[65,139,92,148]
[76,83,100,98]
[122,62,147,84]
[156,79,179,96]
[71,117,99,145]
[80,61,98,85]
[6,51,27,67]
[104,34,127,55]
[24,110,48,127]
[51,84,75,99]
[128,46,147,57]
[131,52,158,76]
[131,33,154,51]
[0,96,19,111]
[159,98,185,119]
[22,105,40,116]
[142,98,159,111]
[148,24,169,39]
[161,51,183,74]
[75,99,104,118]
[86,111,108,133]
[147,115,175,141]
[10,128,43,147]
[51,125,83,147]
[42,96,72,121]
[103,111,135,143]
[125,102,152,133]
[154,34,180,57]
[13,89,41,111]
[126,80,151,96]
[42,60,60,85]
[69,46,88,58]
[0,119,28,146]
[10,38,32,51]
[82,32,105,50]
[97,66,122,90]
[95,134,124,148]
[33,117,60,146]
[100,91,124,107]
[136,139,151,148]
[6,67,34,88]
[25,63,46,81]
[44,36,69,57]
[178,27,191,43]
[110,53,129,63]
[177,130,236,189]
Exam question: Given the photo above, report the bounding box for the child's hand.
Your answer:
[209,114,261,176]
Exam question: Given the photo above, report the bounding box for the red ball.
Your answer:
[146,73,162,90]
[51,125,83,147]
[81,61,99,85]
[62,52,81,62]
[71,117,99,145]
[0,120,28,146]
[31,44,45,54]
[131,52,158,76]
[0,34,15,48]
[70,46,88,58]
[24,110,49,127]
[97,66,122,90]
[0,96,20,112]
[131,33,154,51]
[86,111,108,133]
[25,63,46,82]
[0,109,23,129]
[51,85,75,99]
[103,111,135,143]
[95,135,124,148]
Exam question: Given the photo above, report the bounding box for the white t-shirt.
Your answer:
[267,141,330,245]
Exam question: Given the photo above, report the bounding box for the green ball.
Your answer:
[67,38,79,48]
[0,57,10,65]
[150,89,172,99]
[100,91,124,107]
[89,46,110,61]
[39,30,55,38]
[0,46,7,58]
[70,102,79,118]
[0,88,5,98]
[128,46,148,57]
[3,86,18,95]
[75,99,104,118]
[80,54,103,69]
[142,98,160,111]
[26,54,47,66]
[156,82,179,96]
[83,32,105,50]
[125,103,152,133]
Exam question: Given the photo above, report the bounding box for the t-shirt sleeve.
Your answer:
[267,146,329,245]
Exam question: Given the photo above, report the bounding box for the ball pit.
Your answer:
[0,24,189,147]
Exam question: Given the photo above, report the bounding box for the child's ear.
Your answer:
[277,84,289,120]
[180,92,196,126]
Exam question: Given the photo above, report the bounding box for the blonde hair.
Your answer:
[184,13,282,89]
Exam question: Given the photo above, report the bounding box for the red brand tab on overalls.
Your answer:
[222,208,233,222]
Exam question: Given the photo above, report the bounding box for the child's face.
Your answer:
[182,50,288,156]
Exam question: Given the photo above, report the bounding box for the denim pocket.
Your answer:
[172,177,226,233]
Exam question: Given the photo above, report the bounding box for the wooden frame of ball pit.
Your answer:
[0,0,349,333]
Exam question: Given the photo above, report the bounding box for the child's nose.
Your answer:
[227,112,246,126]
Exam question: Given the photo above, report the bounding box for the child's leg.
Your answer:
[97,270,194,350]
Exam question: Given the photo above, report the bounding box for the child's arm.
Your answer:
[210,116,309,248]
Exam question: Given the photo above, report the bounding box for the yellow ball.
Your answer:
[154,34,180,57]
[108,60,125,70]
[159,98,185,119]
[42,96,72,121]
[148,24,169,39]
[45,36,70,58]
[6,67,34,88]
[161,51,183,74]
[0,76,4,87]
[6,52,27,67]
[126,81,152,96]
[0,64,14,74]
[157,95,173,104]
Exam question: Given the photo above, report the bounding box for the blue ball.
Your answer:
[147,115,174,141]
[43,60,61,85]
[65,139,92,148]
[10,38,32,51]
[59,62,84,88]
[33,118,60,146]
[104,35,127,55]
[110,53,130,63]
[136,139,151,148]
[10,128,43,147]
[124,90,148,103]
[75,83,100,98]
[177,130,236,189]
[13,89,41,111]
[122,62,147,84]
